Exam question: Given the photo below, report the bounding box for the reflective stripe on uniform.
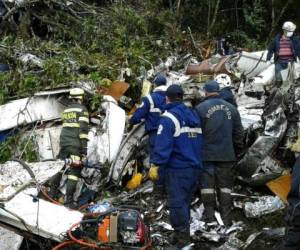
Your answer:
[180,127,202,134]
[201,188,215,194]
[79,133,89,139]
[64,108,82,113]
[67,175,79,181]
[163,112,181,137]
[220,188,231,194]
[146,95,162,113]
[63,123,80,128]
[79,117,89,123]
[70,155,81,161]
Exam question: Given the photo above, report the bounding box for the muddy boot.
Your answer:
[47,172,62,199]
[202,206,215,224]
[167,231,191,250]
[219,192,233,226]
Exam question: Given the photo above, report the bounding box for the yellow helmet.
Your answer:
[69,88,84,99]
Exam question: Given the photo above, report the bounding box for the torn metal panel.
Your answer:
[23,126,62,161]
[226,51,269,78]
[0,160,64,201]
[244,196,285,218]
[0,96,66,132]
[108,123,146,184]
[87,95,125,165]
[0,226,23,250]
[0,188,83,242]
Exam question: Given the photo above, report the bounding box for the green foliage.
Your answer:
[0,133,39,163]
[0,135,19,163]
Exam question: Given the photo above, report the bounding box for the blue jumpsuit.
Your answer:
[220,87,237,107]
[151,102,203,233]
[129,86,167,184]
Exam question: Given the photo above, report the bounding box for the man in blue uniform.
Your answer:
[195,80,244,226]
[214,73,237,107]
[150,84,203,249]
[129,74,167,185]
[283,156,300,249]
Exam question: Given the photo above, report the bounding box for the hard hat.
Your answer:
[166,84,184,99]
[203,80,220,93]
[69,88,84,99]
[282,21,296,32]
[214,74,232,89]
[153,74,167,86]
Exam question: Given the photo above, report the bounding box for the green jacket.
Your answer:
[59,101,89,157]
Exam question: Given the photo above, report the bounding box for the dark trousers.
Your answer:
[200,161,235,221]
[283,156,300,249]
[51,146,82,203]
[165,168,200,233]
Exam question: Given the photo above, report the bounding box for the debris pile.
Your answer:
[0,2,299,249]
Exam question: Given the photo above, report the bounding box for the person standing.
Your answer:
[214,73,237,107]
[129,74,167,186]
[59,87,89,207]
[267,21,300,86]
[195,80,244,226]
[150,84,203,249]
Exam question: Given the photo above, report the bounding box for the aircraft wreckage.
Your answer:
[0,51,299,249]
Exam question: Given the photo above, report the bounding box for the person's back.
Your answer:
[196,96,242,162]
[153,101,203,169]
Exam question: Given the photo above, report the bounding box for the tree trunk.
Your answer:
[207,0,220,38]
[268,0,291,40]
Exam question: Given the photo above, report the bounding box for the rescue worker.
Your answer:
[195,80,244,226]
[129,74,167,186]
[59,87,89,207]
[150,84,203,249]
[283,156,300,249]
[214,73,237,107]
[267,21,300,87]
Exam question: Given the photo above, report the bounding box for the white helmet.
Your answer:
[214,74,232,88]
[282,21,296,32]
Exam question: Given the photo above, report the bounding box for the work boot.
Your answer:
[47,172,62,199]
[167,231,191,250]
[65,179,77,208]
[201,206,215,223]
[220,206,233,227]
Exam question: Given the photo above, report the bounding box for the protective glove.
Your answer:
[126,173,143,190]
[149,164,159,181]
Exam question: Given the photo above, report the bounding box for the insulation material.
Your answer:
[0,96,66,131]
[0,160,64,201]
[87,95,125,165]
[0,227,23,250]
[0,188,83,242]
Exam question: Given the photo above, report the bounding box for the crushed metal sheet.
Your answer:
[0,188,83,242]
[244,196,285,218]
[0,96,66,132]
[0,160,64,201]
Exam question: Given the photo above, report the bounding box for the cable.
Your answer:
[51,240,75,250]
[40,187,61,205]
[68,222,99,249]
